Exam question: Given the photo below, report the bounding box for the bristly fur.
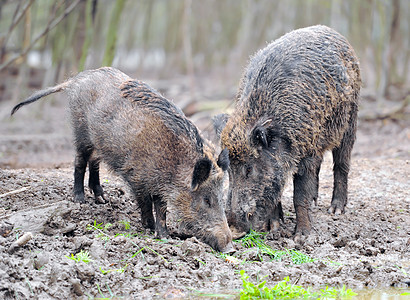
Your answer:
[120,79,204,154]
[222,25,360,164]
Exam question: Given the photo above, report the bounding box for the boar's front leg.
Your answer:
[153,195,168,238]
[88,157,106,204]
[293,156,322,238]
[138,194,155,231]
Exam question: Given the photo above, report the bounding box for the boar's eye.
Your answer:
[203,195,211,207]
[245,165,253,178]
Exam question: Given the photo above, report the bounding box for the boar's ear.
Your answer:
[191,158,212,191]
[251,126,269,149]
[251,119,272,149]
[217,148,230,171]
[212,113,230,138]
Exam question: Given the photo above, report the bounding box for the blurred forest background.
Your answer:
[0,0,409,136]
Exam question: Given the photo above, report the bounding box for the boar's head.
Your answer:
[174,147,234,253]
[221,118,293,238]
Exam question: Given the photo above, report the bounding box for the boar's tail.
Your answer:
[10,81,69,116]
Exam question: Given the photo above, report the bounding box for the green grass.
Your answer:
[239,270,357,299]
[85,283,123,300]
[129,242,169,264]
[234,230,314,264]
[118,220,131,230]
[66,249,93,264]
[87,220,139,241]
[99,265,127,275]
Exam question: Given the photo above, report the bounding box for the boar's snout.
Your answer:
[226,209,249,239]
[221,241,235,254]
[204,221,234,253]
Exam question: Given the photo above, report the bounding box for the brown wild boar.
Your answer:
[220,25,361,240]
[11,67,233,252]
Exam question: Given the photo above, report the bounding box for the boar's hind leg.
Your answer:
[153,195,168,238]
[293,156,323,237]
[329,110,357,215]
[88,157,106,204]
[313,156,323,206]
[73,151,88,203]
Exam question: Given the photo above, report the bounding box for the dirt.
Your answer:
[0,81,409,299]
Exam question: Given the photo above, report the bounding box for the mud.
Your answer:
[1,86,409,298]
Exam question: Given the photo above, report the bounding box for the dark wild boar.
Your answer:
[11,67,233,252]
[220,25,361,239]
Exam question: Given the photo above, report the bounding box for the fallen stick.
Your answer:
[0,187,28,198]
[8,232,33,254]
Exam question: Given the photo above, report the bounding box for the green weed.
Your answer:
[99,265,127,275]
[236,230,314,264]
[239,270,357,299]
[118,220,131,230]
[66,249,93,264]
[88,282,122,299]
[129,242,169,264]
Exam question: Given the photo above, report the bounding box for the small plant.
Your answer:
[89,282,120,299]
[99,265,127,275]
[128,242,169,264]
[87,220,112,242]
[239,270,357,299]
[239,230,268,248]
[66,250,93,264]
[118,220,131,230]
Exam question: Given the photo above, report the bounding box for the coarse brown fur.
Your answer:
[220,25,361,239]
[11,67,233,252]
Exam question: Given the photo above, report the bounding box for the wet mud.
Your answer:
[0,99,409,298]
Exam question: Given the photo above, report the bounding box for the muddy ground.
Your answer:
[0,78,409,299]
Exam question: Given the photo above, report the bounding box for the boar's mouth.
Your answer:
[174,220,234,253]
[229,226,247,240]
[200,222,234,253]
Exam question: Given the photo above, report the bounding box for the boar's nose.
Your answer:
[229,226,246,239]
[220,241,235,254]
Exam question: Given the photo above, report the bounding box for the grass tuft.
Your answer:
[66,249,93,264]
[236,230,314,264]
[239,270,357,299]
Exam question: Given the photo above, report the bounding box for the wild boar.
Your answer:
[11,67,233,252]
[220,25,361,239]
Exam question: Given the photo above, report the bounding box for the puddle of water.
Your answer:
[354,288,410,300]
[187,288,410,299]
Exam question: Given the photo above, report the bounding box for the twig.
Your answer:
[0,187,28,198]
[8,232,33,254]
[0,0,81,71]
[0,0,28,60]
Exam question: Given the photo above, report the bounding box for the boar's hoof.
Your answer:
[294,224,311,244]
[327,205,344,215]
[294,233,304,244]
[155,227,169,240]
[220,241,235,254]
[73,193,86,204]
[94,195,106,204]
